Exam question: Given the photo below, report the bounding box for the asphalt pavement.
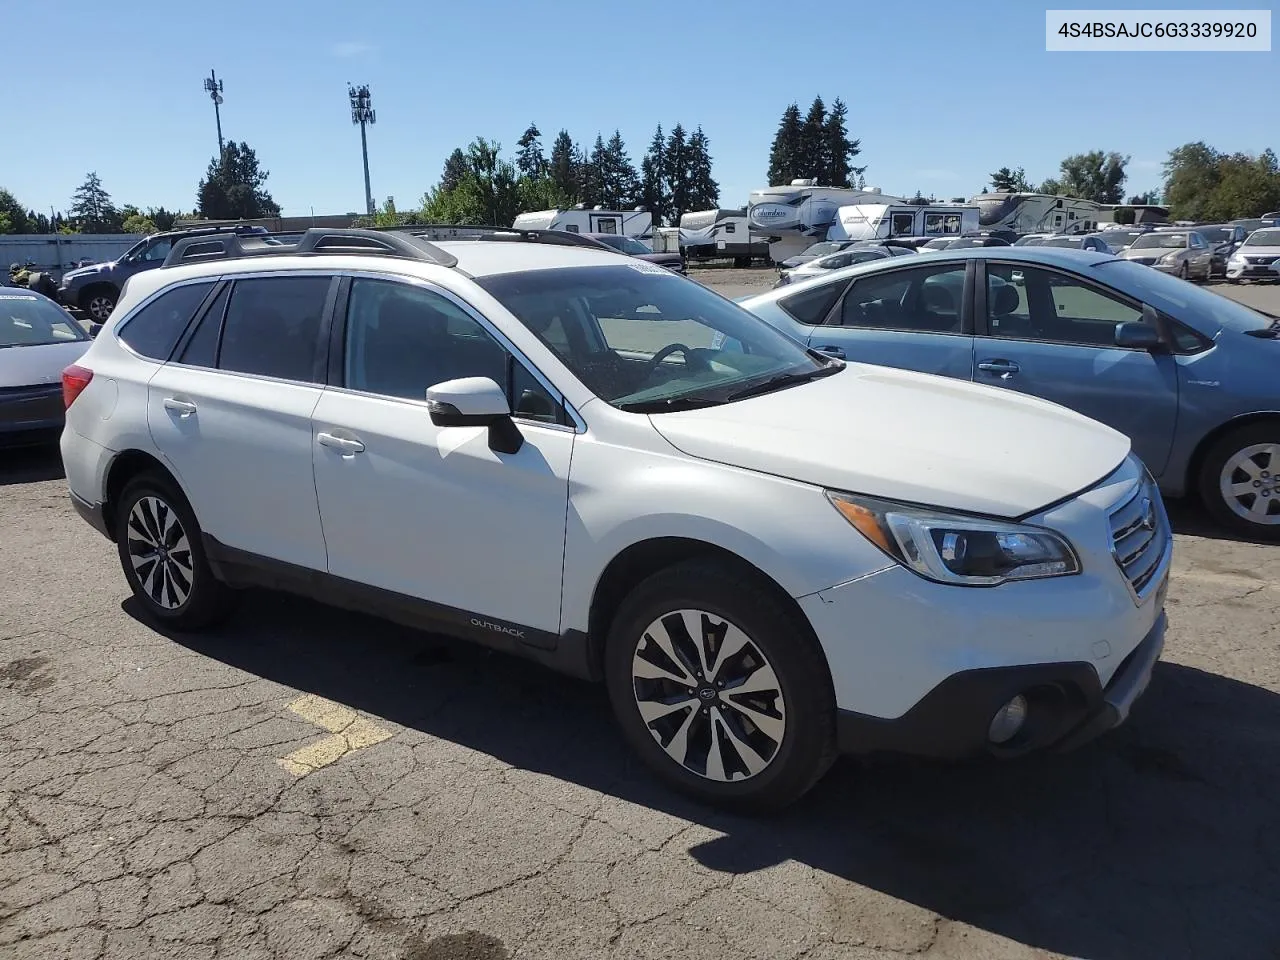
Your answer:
[1,274,1278,960]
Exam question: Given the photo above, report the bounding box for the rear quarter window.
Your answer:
[116,282,216,360]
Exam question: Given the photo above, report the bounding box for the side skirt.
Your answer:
[202,535,597,682]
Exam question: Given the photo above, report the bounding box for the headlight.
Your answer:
[1228,254,1246,265]
[826,491,1081,586]
[1160,252,1181,263]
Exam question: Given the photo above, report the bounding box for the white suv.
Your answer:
[60,227,1172,810]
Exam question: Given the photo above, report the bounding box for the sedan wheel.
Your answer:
[1199,425,1280,541]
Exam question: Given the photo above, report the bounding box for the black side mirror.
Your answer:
[1116,319,1162,350]
[88,322,103,338]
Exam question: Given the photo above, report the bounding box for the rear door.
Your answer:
[972,260,1179,474]
[803,259,976,380]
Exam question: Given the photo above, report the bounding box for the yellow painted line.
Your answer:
[277,694,393,777]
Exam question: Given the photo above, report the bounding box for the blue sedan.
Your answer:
[739,246,1280,539]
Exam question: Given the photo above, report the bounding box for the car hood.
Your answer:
[0,340,90,388]
[61,262,114,283]
[647,364,1131,518]
[1121,247,1178,259]
[1237,244,1280,257]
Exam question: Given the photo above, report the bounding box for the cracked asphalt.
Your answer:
[3,277,1279,960]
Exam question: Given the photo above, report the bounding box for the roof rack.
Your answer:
[374,223,612,251]
[161,227,460,269]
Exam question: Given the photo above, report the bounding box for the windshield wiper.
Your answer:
[722,364,843,402]
[1245,318,1280,339]
[616,395,728,413]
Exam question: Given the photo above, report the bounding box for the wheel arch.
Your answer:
[1185,411,1280,502]
[102,449,186,541]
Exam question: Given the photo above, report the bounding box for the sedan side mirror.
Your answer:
[425,376,523,454]
[1114,320,1162,350]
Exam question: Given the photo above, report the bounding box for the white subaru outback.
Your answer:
[59,227,1172,810]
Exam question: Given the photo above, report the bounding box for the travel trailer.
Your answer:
[748,180,908,263]
[512,205,652,238]
[827,203,980,242]
[970,191,1103,236]
[678,208,769,265]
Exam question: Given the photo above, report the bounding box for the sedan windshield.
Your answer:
[476,264,835,411]
[1197,227,1231,243]
[1101,230,1141,248]
[597,235,652,255]
[0,293,88,347]
[1130,232,1187,250]
[1042,236,1084,247]
[800,242,846,257]
[1243,229,1280,247]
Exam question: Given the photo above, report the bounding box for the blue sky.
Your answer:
[2,0,1274,219]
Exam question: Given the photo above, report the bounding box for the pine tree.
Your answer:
[574,141,599,207]
[196,143,280,220]
[664,124,690,223]
[548,131,577,202]
[441,148,469,193]
[515,123,546,179]
[799,97,828,182]
[824,98,864,189]
[767,104,803,186]
[70,172,118,232]
[600,130,639,208]
[639,125,667,225]
[686,126,719,212]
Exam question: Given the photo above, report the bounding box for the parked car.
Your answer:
[1094,228,1147,254]
[1229,218,1278,235]
[1039,234,1115,253]
[1013,233,1053,247]
[738,245,1280,539]
[946,234,1012,248]
[1118,230,1213,281]
[61,227,1170,810]
[1193,224,1250,278]
[774,244,908,287]
[776,240,864,270]
[583,232,686,275]
[1225,227,1280,283]
[1,287,91,447]
[917,237,956,252]
[56,224,272,323]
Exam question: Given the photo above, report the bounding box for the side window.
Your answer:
[986,263,1141,347]
[343,278,563,422]
[116,281,215,360]
[139,238,174,263]
[839,263,967,334]
[177,284,229,367]
[778,280,845,326]
[217,275,330,382]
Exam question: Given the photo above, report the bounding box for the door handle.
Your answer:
[163,398,197,417]
[815,344,846,359]
[977,359,1020,377]
[317,432,365,455]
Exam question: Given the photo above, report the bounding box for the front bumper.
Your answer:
[835,611,1166,759]
[1225,261,1278,280]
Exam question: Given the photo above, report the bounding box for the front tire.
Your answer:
[603,559,837,812]
[115,472,234,629]
[1198,424,1280,541]
[80,287,117,323]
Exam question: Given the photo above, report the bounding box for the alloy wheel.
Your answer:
[631,609,787,782]
[1219,443,1280,526]
[126,496,195,609]
[87,295,115,322]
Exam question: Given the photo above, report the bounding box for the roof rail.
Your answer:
[161,227,459,269]
[375,223,613,251]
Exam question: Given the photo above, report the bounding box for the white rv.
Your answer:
[677,208,769,265]
[828,203,979,242]
[970,191,1103,236]
[512,205,652,238]
[748,180,907,263]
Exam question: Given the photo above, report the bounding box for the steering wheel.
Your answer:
[647,343,695,376]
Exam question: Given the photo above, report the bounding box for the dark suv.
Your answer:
[56,224,272,323]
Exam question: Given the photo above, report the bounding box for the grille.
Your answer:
[1131,257,1157,265]
[1246,256,1277,265]
[1109,477,1168,599]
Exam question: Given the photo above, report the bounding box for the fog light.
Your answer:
[988,695,1028,744]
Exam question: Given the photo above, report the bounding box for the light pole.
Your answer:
[349,84,376,216]
[203,69,225,156]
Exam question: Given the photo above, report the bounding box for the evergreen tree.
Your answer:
[766,104,804,186]
[441,149,469,193]
[823,99,864,188]
[686,126,719,211]
[600,130,639,208]
[70,172,119,232]
[548,131,577,202]
[574,141,599,207]
[799,96,828,182]
[664,124,691,223]
[639,125,668,225]
[197,142,280,220]
[515,123,546,179]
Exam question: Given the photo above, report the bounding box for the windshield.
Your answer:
[1130,232,1187,250]
[800,242,846,258]
[1197,227,1231,243]
[1101,230,1140,247]
[475,264,832,411]
[0,293,88,347]
[597,235,651,255]
[1013,235,1044,246]
[921,238,952,249]
[1042,236,1084,248]
[1097,260,1275,334]
[1243,229,1280,247]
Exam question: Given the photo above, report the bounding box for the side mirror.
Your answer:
[1115,320,1161,350]
[425,377,523,454]
[87,322,103,338]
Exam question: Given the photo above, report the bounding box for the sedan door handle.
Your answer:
[815,344,846,359]
[977,359,1020,377]
[316,432,365,455]
[163,398,197,417]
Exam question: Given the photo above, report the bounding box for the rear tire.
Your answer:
[603,558,837,812]
[1197,423,1280,541]
[115,472,235,630]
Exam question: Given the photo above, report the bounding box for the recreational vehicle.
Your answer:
[747,180,907,263]
[677,208,769,265]
[970,191,1103,236]
[512,205,652,238]
[827,203,979,242]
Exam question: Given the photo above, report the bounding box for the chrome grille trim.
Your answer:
[1108,473,1170,602]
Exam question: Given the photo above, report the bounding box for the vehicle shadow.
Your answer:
[135,590,1280,960]
[1164,496,1277,546]
[0,443,65,486]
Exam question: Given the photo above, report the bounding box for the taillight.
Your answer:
[62,364,94,409]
